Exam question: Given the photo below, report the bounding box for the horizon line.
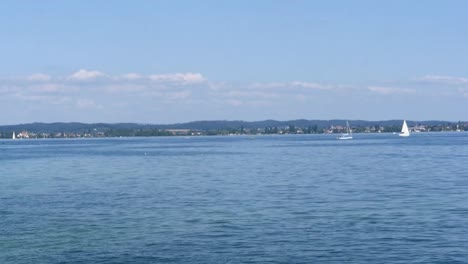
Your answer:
[1,118,466,127]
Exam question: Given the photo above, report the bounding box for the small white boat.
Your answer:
[12,131,16,140]
[337,121,353,140]
[399,120,410,137]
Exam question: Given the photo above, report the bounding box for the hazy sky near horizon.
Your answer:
[1,0,468,124]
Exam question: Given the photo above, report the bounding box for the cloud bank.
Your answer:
[1,70,467,123]
[69,69,106,80]
[419,75,468,85]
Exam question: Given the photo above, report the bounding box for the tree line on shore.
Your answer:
[0,120,465,138]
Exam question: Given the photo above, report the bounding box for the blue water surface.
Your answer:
[1,133,468,263]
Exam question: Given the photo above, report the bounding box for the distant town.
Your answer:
[0,120,466,139]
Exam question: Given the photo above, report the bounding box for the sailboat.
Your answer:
[12,131,16,140]
[399,120,410,137]
[337,121,353,140]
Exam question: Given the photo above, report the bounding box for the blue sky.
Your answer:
[1,1,468,124]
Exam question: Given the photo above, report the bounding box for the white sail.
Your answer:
[399,120,410,137]
[12,131,16,140]
[337,121,353,140]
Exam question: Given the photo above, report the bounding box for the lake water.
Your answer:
[1,133,468,263]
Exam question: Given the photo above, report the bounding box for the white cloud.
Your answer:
[149,73,205,84]
[368,86,415,95]
[226,90,279,99]
[250,82,286,89]
[291,81,334,90]
[69,69,105,80]
[27,73,51,81]
[121,73,142,80]
[419,75,468,85]
[250,81,341,91]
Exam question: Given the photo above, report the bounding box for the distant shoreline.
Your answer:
[1,119,465,139]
